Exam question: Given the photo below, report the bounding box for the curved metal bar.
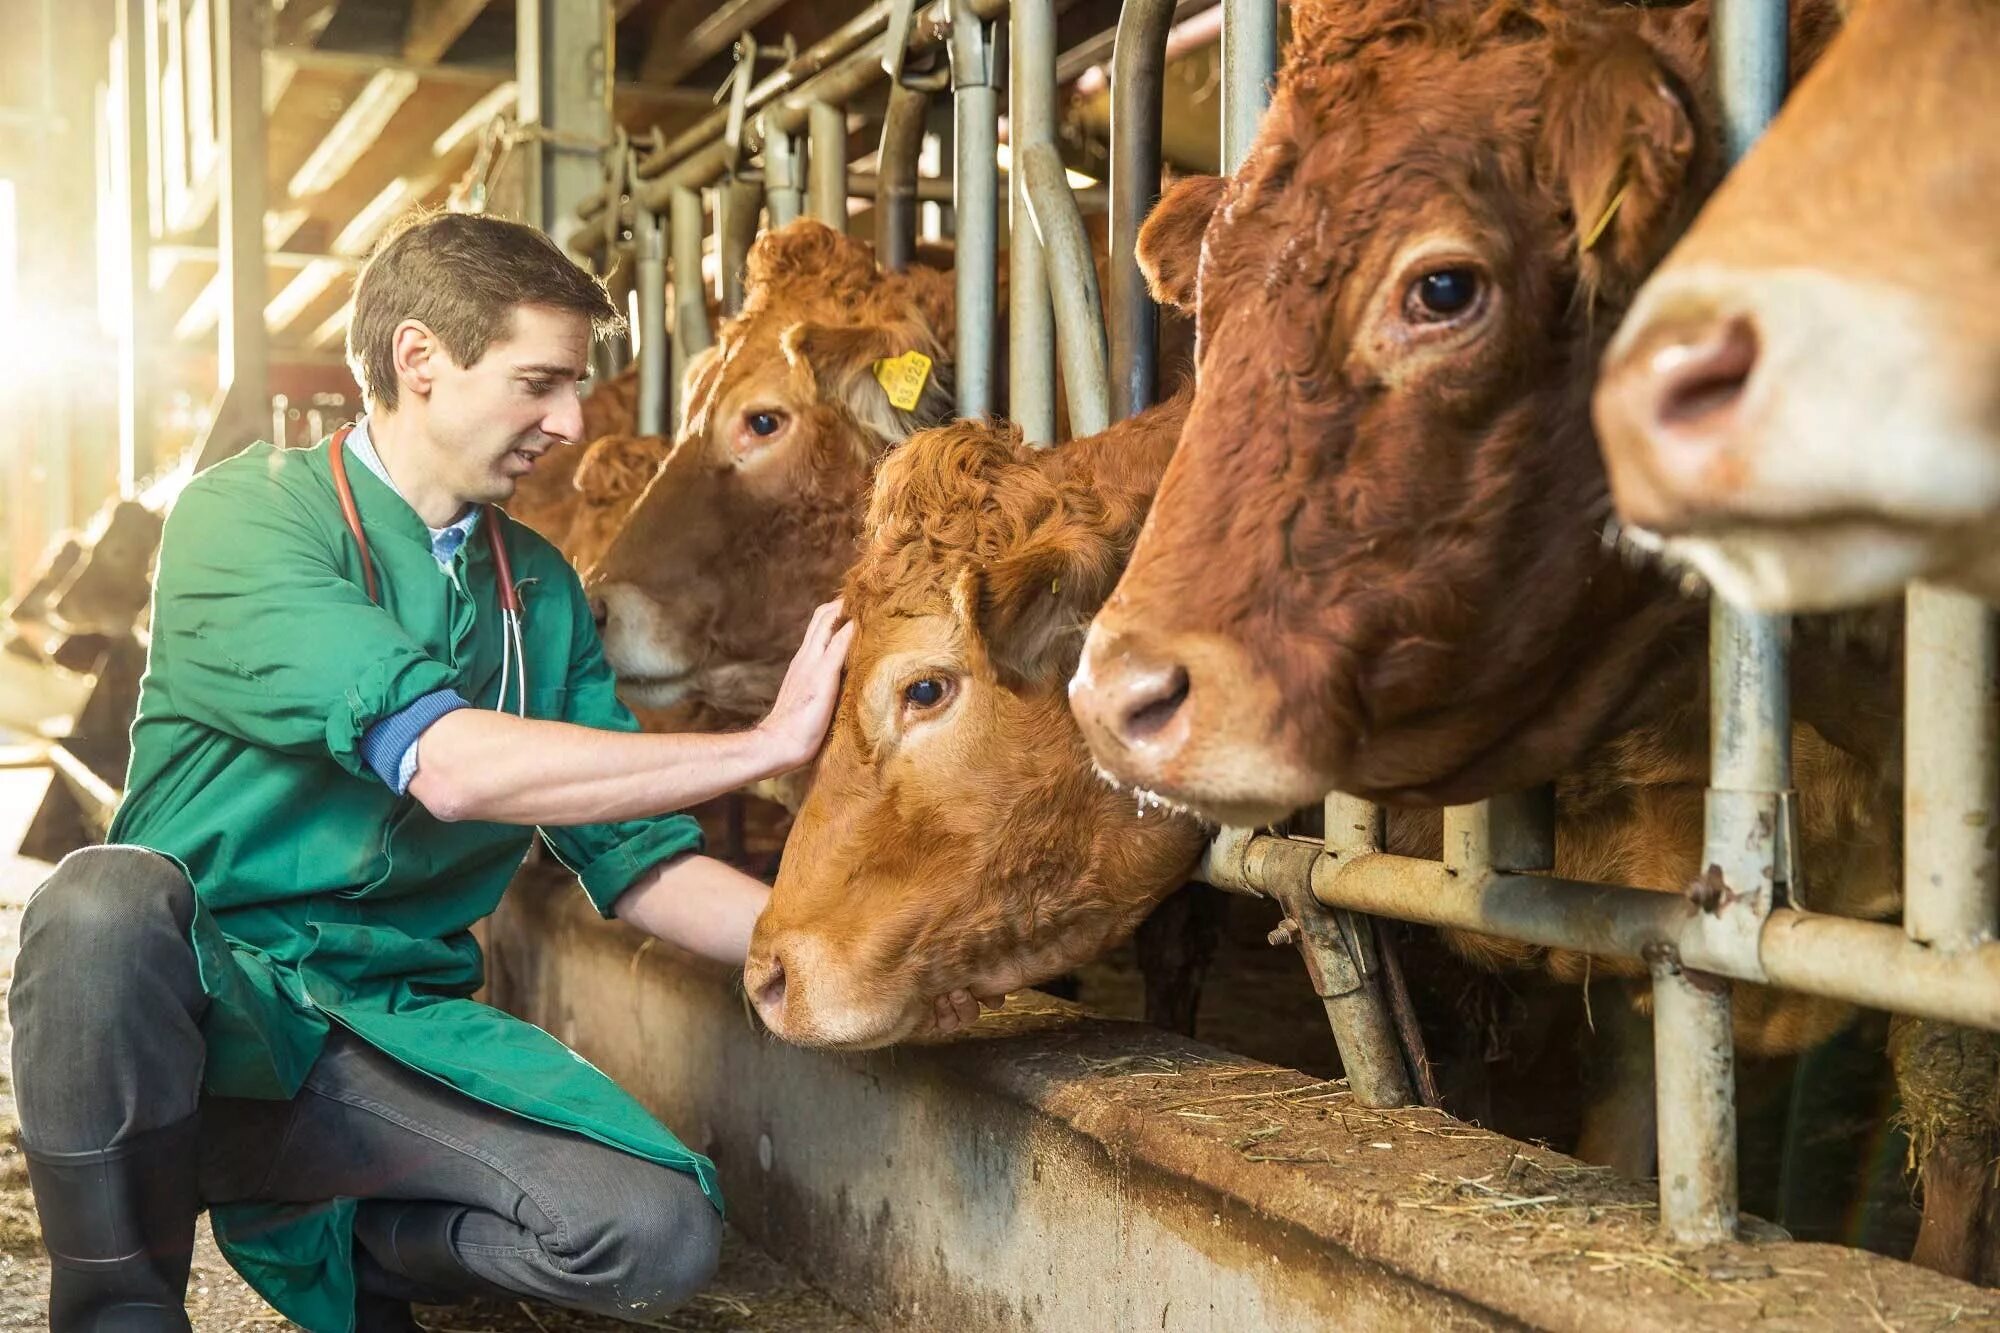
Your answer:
[1022,143,1110,439]
[875,83,931,270]
[1109,0,1175,419]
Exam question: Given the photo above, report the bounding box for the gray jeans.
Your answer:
[8,845,722,1323]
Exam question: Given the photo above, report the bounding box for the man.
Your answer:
[8,211,988,1332]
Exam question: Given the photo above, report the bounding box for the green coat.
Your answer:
[107,434,716,1332]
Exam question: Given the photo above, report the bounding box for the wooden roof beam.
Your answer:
[403,0,493,67]
[639,0,791,88]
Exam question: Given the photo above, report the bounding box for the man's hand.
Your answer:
[755,600,856,773]
[922,989,1009,1037]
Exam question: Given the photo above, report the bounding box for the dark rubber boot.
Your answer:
[24,1116,199,1332]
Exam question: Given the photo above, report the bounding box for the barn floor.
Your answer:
[0,764,871,1333]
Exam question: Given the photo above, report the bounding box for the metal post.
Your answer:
[1008,0,1056,444]
[517,0,612,250]
[1220,0,1276,171]
[1653,0,1791,1246]
[1108,0,1173,419]
[1906,586,2000,949]
[635,203,668,437]
[876,83,930,270]
[1308,792,1415,1108]
[948,0,999,419]
[116,0,151,495]
[717,176,762,315]
[669,184,711,395]
[764,124,803,226]
[807,100,847,228]
[203,0,265,470]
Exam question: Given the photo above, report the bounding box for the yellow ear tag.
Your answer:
[872,351,933,412]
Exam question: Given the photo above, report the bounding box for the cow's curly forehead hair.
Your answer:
[845,421,1063,620]
[346,208,624,410]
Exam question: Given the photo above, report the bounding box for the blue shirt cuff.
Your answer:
[359,688,471,794]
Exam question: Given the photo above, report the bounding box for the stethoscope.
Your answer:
[327,423,531,717]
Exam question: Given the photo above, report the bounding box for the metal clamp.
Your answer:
[717,31,797,174]
[884,0,952,91]
[1684,785,1793,982]
[946,0,999,89]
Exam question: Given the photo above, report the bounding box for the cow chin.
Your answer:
[1659,524,1943,615]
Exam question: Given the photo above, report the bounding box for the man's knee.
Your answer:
[554,1163,722,1317]
[16,846,198,1019]
[21,846,194,963]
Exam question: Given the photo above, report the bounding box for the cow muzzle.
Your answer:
[1070,614,1325,828]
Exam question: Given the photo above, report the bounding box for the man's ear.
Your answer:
[1539,26,1702,305]
[1138,174,1226,313]
[782,321,956,446]
[391,319,443,399]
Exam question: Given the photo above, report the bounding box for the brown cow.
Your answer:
[745,397,1211,1048]
[590,220,957,732]
[1592,0,2000,613]
[1070,0,1837,822]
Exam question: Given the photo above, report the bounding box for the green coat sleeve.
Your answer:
[535,559,705,916]
[151,457,460,781]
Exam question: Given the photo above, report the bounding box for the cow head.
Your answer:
[563,433,670,577]
[590,220,954,728]
[1071,0,1826,823]
[1594,0,2000,611]
[745,401,1207,1049]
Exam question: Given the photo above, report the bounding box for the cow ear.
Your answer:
[1540,27,1702,306]
[782,321,956,446]
[970,521,1124,690]
[1138,174,1225,312]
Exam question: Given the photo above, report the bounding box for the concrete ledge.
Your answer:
[486,872,2000,1331]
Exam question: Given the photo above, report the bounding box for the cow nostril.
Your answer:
[1119,663,1191,742]
[1651,315,1759,432]
[588,594,609,630]
[753,957,787,1013]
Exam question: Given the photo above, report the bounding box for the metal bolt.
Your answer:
[1267,918,1300,947]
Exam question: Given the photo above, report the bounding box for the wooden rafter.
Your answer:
[639,0,790,87]
[403,0,494,67]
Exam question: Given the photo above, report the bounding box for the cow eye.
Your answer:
[746,411,785,437]
[903,677,950,709]
[1406,268,1482,322]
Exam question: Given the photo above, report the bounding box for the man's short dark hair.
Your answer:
[347,210,624,410]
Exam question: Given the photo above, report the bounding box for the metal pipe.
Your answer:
[949,0,1000,419]
[1905,585,2000,948]
[1220,0,1276,171]
[669,184,711,396]
[634,203,668,437]
[808,100,848,228]
[1202,840,2000,1033]
[764,124,803,226]
[717,176,763,315]
[1022,143,1110,438]
[1660,0,1793,1248]
[1650,955,1738,1244]
[1009,0,1057,444]
[876,83,931,269]
[1108,0,1174,419]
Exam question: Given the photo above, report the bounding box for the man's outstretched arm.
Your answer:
[407,602,853,826]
